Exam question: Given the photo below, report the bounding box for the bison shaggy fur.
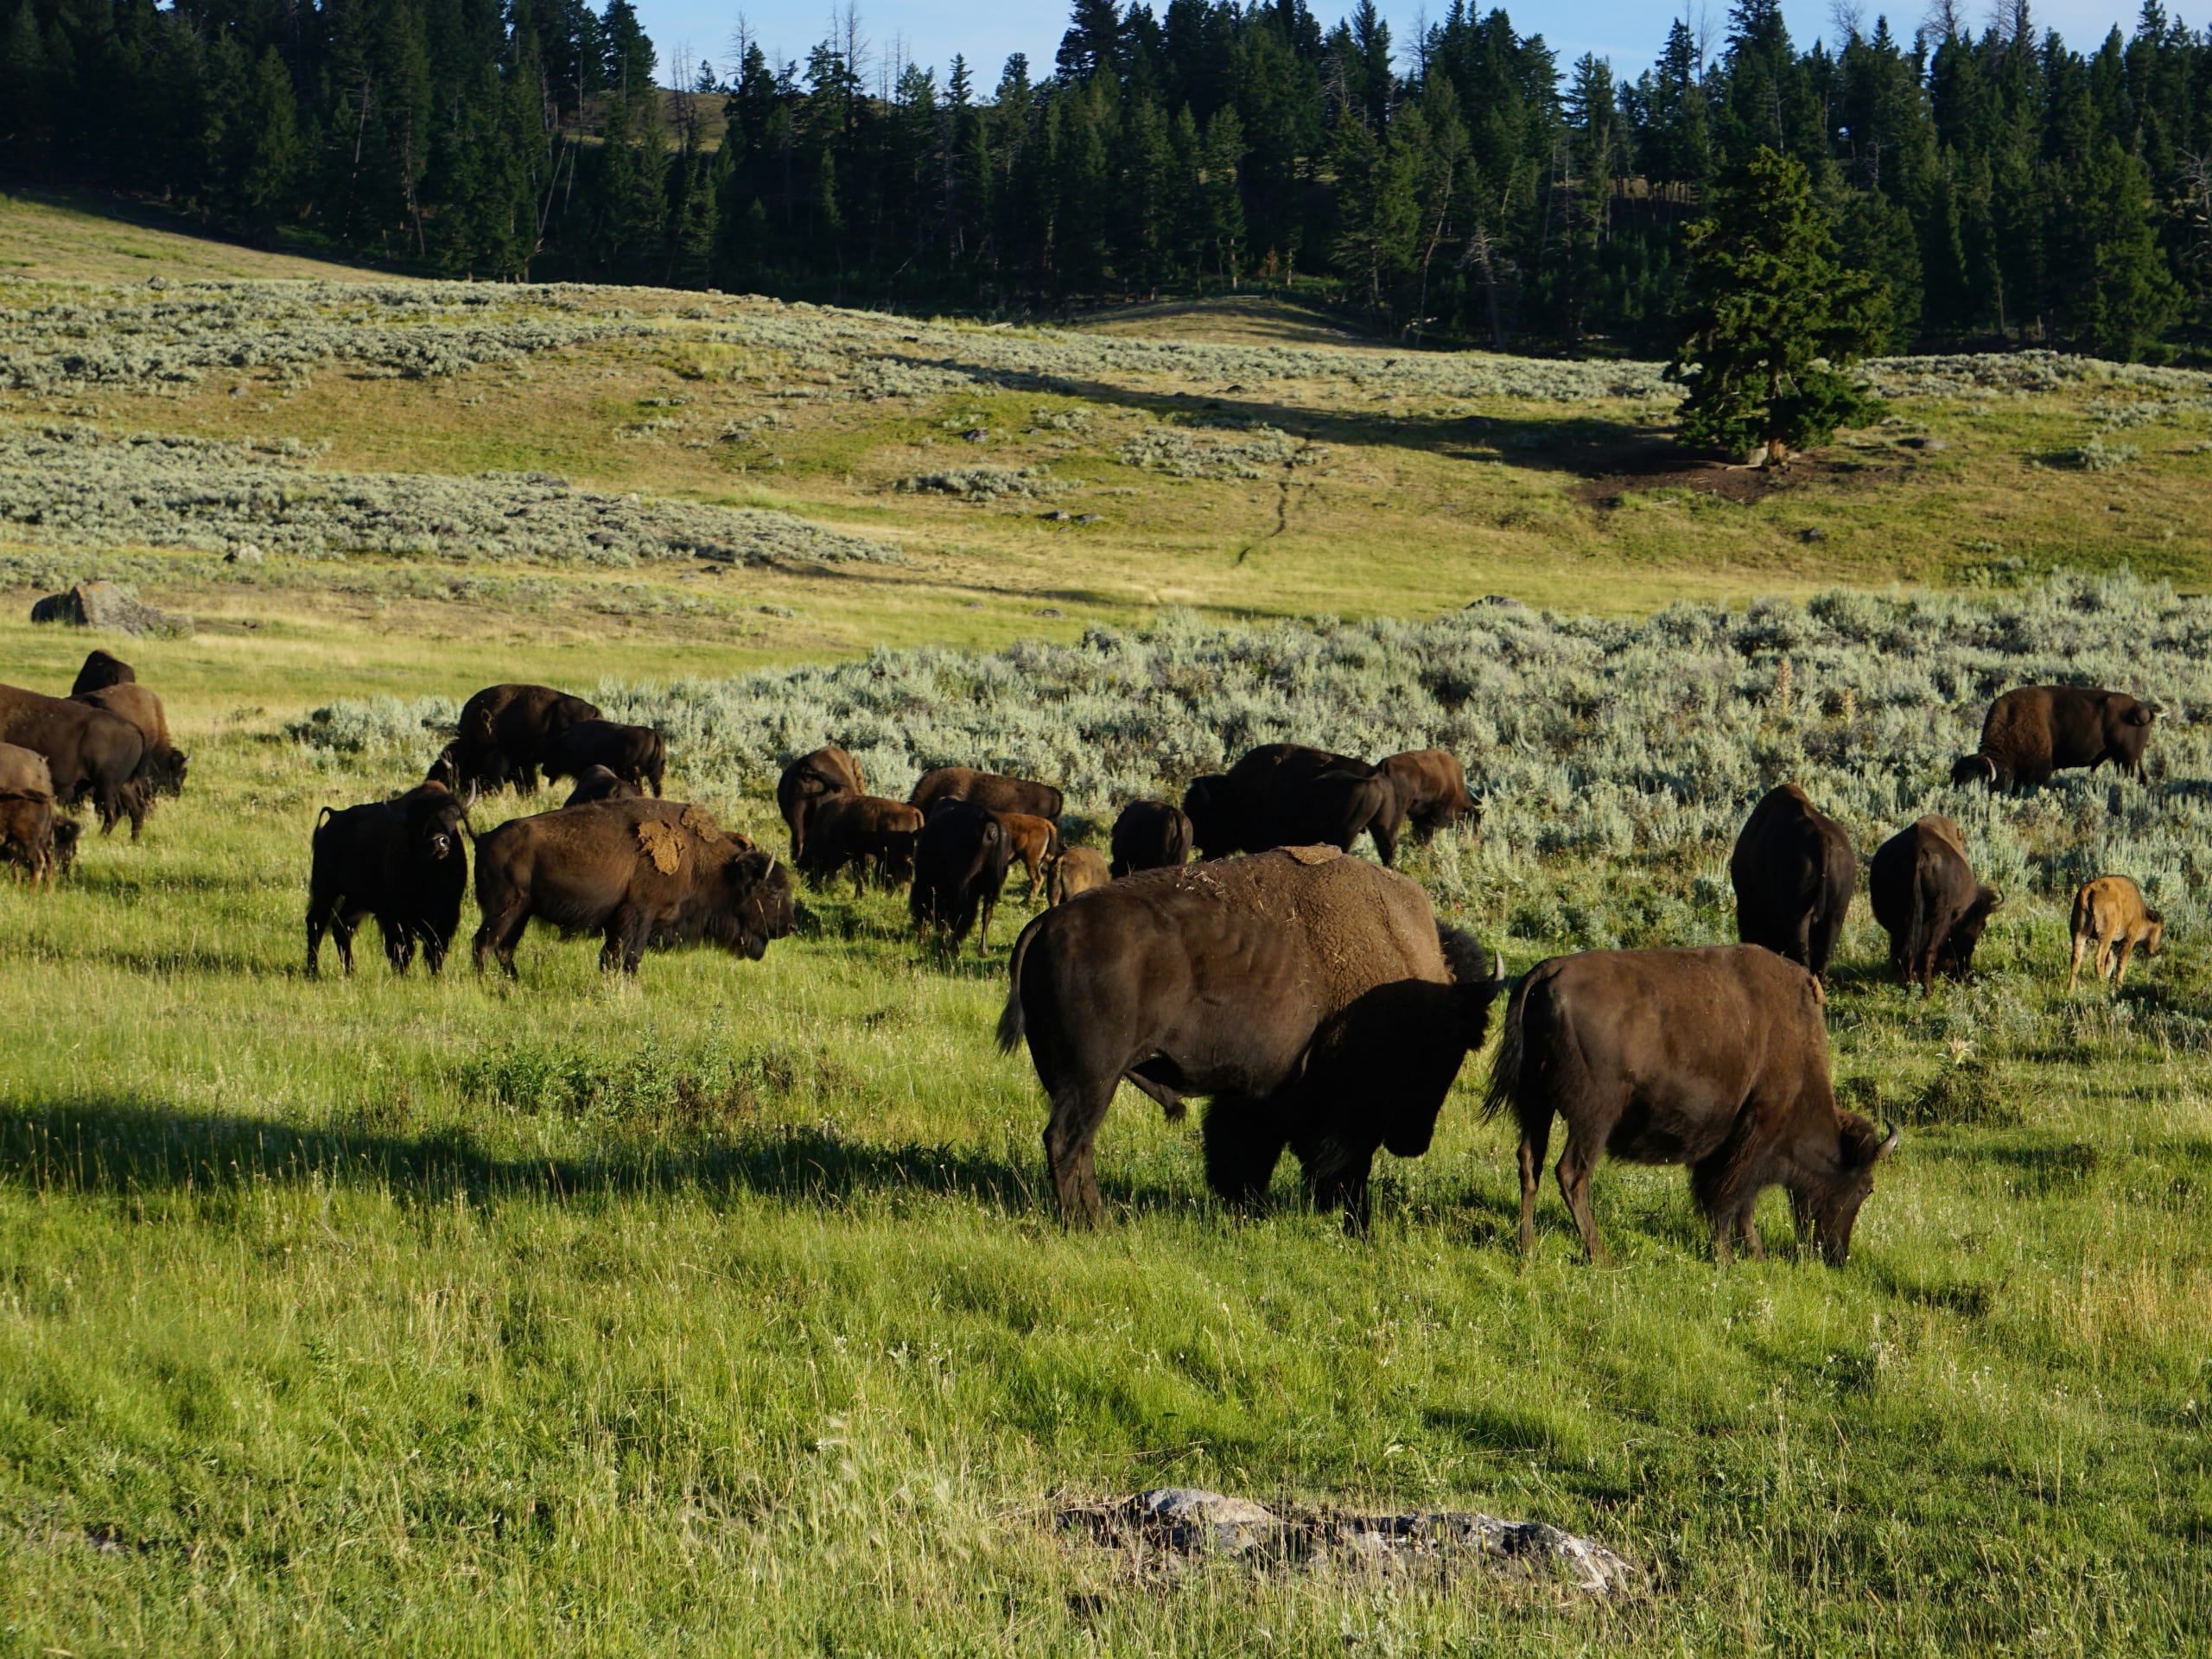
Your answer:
[307,783,471,976]
[543,718,665,798]
[1729,784,1856,982]
[439,683,603,796]
[0,682,149,837]
[1952,685,2159,790]
[910,766,1064,823]
[1376,749,1478,838]
[564,765,641,806]
[802,793,925,894]
[911,798,1014,953]
[74,682,188,798]
[1049,845,1111,905]
[1869,816,2002,993]
[1109,799,1193,877]
[777,747,866,863]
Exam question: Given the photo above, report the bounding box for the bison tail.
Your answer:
[996,914,1045,1055]
[1477,981,1529,1126]
[315,804,336,831]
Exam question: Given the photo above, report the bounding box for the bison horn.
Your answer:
[764,855,778,879]
[1980,754,1998,785]
[1876,1122,1901,1160]
[1491,948,1506,984]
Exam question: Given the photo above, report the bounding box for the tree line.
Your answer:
[3,0,2209,357]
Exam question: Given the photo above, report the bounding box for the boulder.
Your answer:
[29,582,193,639]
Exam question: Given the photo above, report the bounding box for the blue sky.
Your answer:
[637,0,2165,93]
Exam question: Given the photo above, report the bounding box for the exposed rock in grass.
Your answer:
[29,579,191,637]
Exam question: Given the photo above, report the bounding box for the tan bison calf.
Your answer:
[1001,811,1063,902]
[1048,845,1110,905]
[2067,876,2164,990]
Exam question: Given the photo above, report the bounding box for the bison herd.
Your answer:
[9,656,2172,1269]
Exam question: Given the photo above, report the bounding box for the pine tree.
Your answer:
[1669,146,1891,461]
[2046,137,2182,359]
[1199,105,1246,286]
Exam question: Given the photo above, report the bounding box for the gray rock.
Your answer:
[1033,606,1065,618]
[29,581,193,639]
[226,543,264,563]
[1902,435,1949,452]
[1469,594,1531,610]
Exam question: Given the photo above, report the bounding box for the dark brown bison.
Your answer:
[910,798,1014,952]
[999,846,1508,1226]
[0,742,55,798]
[1376,749,1479,838]
[1001,811,1062,902]
[74,682,188,798]
[801,794,925,894]
[1483,944,1897,1265]
[2068,875,2164,991]
[1951,685,2160,790]
[1109,799,1193,877]
[473,798,791,979]
[1729,784,1856,982]
[70,649,135,696]
[777,747,866,863]
[306,783,472,976]
[564,766,641,806]
[0,791,59,883]
[436,683,603,796]
[0,683,149,836]
[1869,816,2003,993]
[1049,845,1111,905]
[910,766,1065,823]
[1281,769,1404,866]
[1180,743,1374,858]
[543,719,665,797]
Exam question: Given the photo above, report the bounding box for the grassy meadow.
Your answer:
[3,194,2211,1654]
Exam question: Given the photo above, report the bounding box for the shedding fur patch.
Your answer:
[678,804,721,841]
[1283,844,1341,866]
[637,818,683,874]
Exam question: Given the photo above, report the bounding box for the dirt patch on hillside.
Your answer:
[1573,435,1881,505]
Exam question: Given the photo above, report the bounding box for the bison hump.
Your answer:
[1282,843,1343,867]
[637,818,684,874]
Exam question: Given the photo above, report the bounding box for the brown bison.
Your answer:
[70,649,135,696]
[1049,845,1111,905]
[473,798,791,979]
[910,766,1065,823]
[0,683,149,836]
[1376,749,1479,839]
[0,742,55,798]
[1109,799,1193,876]
[801,794,925,894]
[564,766,641,806]
[0,790,59,883]
[777,747,866,863]
[999,846,1508,1226]
[1281,768,1405,866]
[1951,685,2160,790]
[436,683,603,796]
[1180,743,1374,859]
[910,798,1014,952]
[306,783,472,976]
[1001,811,1063,902]
[2067,875,2164,991]
[1869,816,2003,993]
[74,682,188,798]
[1729,784,1857,982]
[1483,944,1897,1265]
[543,719,665,798]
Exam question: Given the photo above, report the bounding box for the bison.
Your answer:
[1280,768,1404,867]
[801,793,925,895]
[1001,811,1063,903]
[998,845,1508,1226]
[1483,944,1897,1265]
[0,791,59,883]
[910,798,1014,953]
[1180,743,1374,858]
[74,681,188,798]
[473,798,791,979]
[306,783,472,976]
[2067,875,2164,991]
[1869,816,2003,993]
[0,683,149,836]
[0,742,55,798]
[1376,749,1479,839]
[776,746,866,864]
[1109,799,1193,877]
[564,765,641,806]
[1049,845,1111,905]
[70,649,135,696]
[1952,685,2160,790]
[910,766,1065,823]
[436,683,603,796]
[1729,784,1857,982]
[542,718,665,798]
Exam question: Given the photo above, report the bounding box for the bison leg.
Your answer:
[328,909,362,976]
[1554,1134,1611,1267]
[601,906,651,975]
[2113,938,2137,989]
[382,919,416,976]
[421,924,450,976]
[1305,1160,1373,1232]
[1516,1115,1553,1255]
[305,893,337,978]
[976,894,998,957]
[1043,1080,1116,1225]
[1202,1093,1288,1207]
[2067,933,2088,991]
[473,909,526,979]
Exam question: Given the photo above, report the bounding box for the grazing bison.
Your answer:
[999,846,1508,1226]
[2068,875,2164,991]
[1109,799,1193,877]
[0,742,55,798]
[74,682,188,798]
[801,794,925,894]
[0,683,149,836]
[1869,816,2003,993]
[776,747,866,863]
[564,765,641,806]
[1281,768,1404,866]
[437,683,603,796]
[0,791,59,883]
[1049,846,1111,905]
[910,798,1014,953]
[1483,944,1897,1264]
[306,783,471,976]
[1001,811,1063,902]
[1952,686,2160,790]
[543,719,665,798]
[70,649,135,696]
[1181,743,1374,858]
[1376,749,1479,839]
[473,798,791,979]
[910,766,1065,823]
[1729,784,1857,982]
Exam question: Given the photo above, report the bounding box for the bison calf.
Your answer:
[1870,816,2002,993]
[307,784,471,976]
[803,794,925,894]
[1001,811,1062,903]
[1050,846,1110,905]
[1109,800,1193,877]
[565,765,641,806]
[2068,875,2164,991]
[910,798,1014,953]
[1376,749,1478,840]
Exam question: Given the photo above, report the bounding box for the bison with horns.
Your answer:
[433,683,603,797]
[1951,685,2160,790]
[1483,944,1897,1265]
[1729,784,1856,982]
[998,845,1507,1227]
[473,798,793,978]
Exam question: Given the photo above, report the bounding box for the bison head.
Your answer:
[1181,774,1240,859]
[1790,1115,1899,1265]
[49,817,80,876]
[1948,752,2005,790]
[1938,885,2005,978]
[2144,912,2167,957]
[401,786,468,862]
[706,849,796,959]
